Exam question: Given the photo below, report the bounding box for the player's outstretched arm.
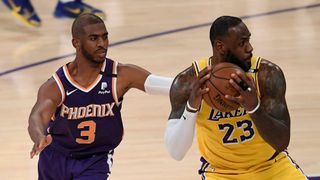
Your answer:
[164,66,211,160]
[28,78,61,158]
[117,63,173,96]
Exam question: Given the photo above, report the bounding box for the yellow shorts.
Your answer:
[199,152,307,180]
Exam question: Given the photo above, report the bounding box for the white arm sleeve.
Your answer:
[144,74,174,96]
[164,107,197,161]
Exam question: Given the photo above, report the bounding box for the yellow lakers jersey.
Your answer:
[193,56,276,174]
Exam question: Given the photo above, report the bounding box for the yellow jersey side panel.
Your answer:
[194,56,276,173]
[202,152,307,180]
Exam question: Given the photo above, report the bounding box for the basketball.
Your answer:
[203,62,245,112]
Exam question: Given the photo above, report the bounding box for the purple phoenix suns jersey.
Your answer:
[49,58,123,158]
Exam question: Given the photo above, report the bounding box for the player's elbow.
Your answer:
[277,139,290,152]
[164,116,196,161]
[164,132,191,161]
[165,139,187,161]
[272,133,290,152]
[168,150,186,161]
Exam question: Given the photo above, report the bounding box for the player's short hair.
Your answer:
[209,16,242,45]
[72,13,104,38]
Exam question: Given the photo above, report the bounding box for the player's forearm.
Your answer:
[28,114,48,143]
[144,74,173,95]
[165,107,197,161]
[249,107,290,152]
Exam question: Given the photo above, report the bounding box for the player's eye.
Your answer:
[89,36,97,41]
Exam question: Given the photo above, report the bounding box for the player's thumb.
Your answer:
[38,135,52,149]
[45,134,52,145]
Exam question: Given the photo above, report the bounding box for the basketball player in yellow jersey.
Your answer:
[164,16,307,179]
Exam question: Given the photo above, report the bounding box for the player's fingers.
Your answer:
[30,144,37,158]
[36,135,52,155]
[198,66,212,78]
[198,74,210,84]
[231,73,249,91]
[229,79,242,92]
[199,87,209,95]
[38,142,49,152]
[224,94,238,102]
[46,134,53,145]
[245,73,255,87]
[236,71,248,81]
[30,149,35,158]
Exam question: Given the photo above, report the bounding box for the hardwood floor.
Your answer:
[0,0,319,179]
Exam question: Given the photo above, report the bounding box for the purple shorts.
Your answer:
[38,146,114,180]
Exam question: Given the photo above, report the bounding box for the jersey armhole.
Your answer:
[112,61,121,106]
[53,73,66,106]
[255,57,262,98]
[192,61,200,77]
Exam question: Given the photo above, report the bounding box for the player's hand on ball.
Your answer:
[188,66,212,110]
[225,71,259,111]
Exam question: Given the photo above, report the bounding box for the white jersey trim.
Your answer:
[53,73,65,106]
[62,61,106,93]
[112,61,121,106]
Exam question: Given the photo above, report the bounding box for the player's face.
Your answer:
[223,23,253,71]
[80,23,109,64]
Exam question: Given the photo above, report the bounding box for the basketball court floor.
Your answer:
[0,0,319,179]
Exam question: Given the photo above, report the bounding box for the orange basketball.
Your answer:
[203,62,245,112]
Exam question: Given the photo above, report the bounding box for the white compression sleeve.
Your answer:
[144,74,173,96]
[164,107,197,161]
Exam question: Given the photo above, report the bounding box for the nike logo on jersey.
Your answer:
[66,89,78,96]
[183,115,186,120]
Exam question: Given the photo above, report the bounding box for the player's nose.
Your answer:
[246,42,253,53]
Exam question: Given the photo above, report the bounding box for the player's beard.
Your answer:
[224,50,251,72]
[81,45,104,65]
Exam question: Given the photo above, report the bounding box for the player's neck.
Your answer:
[75,55,104,73]
[68,58,103,87]
[209,55,224,66]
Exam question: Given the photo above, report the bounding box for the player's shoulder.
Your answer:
[38,77,62,102]
[258,58,286,96]
[173,66,195,87]
[259,58,283,74]
[40,77,57,90]
[170,66,195,96]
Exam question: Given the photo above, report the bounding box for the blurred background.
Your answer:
[0,0,319,179]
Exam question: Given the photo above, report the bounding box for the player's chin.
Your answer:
[93,57,106,64]
[95,51,106,59]
[96,54,107,61]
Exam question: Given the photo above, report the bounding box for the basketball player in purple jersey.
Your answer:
[28,13,173,180]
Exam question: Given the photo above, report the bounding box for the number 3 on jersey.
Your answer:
[76,120,96,144]
[218,120,255,144]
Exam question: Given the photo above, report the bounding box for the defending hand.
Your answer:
[30,134,52,159]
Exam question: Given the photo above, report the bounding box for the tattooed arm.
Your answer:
[248,59,290,152]
[226,59,290,152]
[169,67,196,119]
[165,66,211,160]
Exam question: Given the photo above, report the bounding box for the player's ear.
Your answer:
[215,40,226,55]
[72,38,80,49]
